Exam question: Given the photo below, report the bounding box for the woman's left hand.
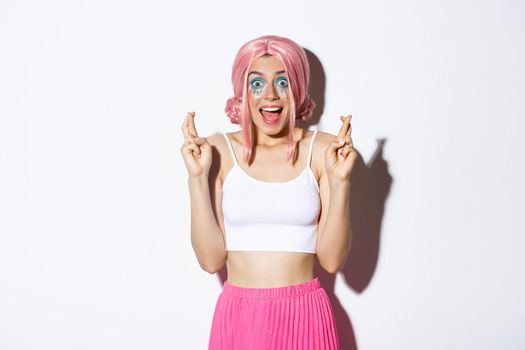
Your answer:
[325,114,357,185]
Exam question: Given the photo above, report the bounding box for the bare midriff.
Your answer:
[225,251,317,288]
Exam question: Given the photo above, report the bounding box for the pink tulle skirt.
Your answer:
[208,277,340,349]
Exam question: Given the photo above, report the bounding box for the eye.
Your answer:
[276,77,289,89]
[249,79,264,89]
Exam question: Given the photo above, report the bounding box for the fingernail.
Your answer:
[338,139,345,144]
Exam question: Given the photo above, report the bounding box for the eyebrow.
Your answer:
[248,70,286,76]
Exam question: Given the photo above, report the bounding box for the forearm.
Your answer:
[188,176,226,273]
[318,181,352,273]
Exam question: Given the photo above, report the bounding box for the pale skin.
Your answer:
[180,55,357,288]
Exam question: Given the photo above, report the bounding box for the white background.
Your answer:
[1,0,524,349]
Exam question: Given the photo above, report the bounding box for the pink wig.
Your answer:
[224,35,316,165]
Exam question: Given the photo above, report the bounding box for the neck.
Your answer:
[251,123,296,147]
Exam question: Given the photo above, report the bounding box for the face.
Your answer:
[246,55,291,135]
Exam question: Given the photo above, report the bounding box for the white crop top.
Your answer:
[221,130,321,254]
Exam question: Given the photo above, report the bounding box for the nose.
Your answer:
[262,82,279,100]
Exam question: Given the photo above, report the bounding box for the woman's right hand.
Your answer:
[180,111,212,178]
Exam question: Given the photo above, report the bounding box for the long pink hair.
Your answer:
[224,35,316,165]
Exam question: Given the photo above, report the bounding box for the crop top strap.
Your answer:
[307,130,318,167]
[222,133,239,166]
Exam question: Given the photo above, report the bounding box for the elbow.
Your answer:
[323,264,341,275]
[202,263,221,274]
[321,255,350,274]
[319,258,341,274]
[201,254,226,274]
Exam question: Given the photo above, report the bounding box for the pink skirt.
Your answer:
[208,277,340,350]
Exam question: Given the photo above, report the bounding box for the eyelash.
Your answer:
[249,77,289,90]
[276,78,289,88]
[250,79,264,89]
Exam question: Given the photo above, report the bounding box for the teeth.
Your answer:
[261,107,282,112]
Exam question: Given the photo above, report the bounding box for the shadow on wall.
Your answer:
[216,49,393,350]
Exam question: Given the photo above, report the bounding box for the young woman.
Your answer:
[180,35,356,350]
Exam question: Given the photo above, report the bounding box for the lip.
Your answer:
[260,109,282,125]
[260,105,283,109]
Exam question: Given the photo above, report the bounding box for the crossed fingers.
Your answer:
[338,114,353,147]
[182,111,199,145]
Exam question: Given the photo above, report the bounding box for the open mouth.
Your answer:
[259,107,283,124]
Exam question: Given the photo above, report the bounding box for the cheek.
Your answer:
[248,95,260,113]
[247,96,261,118]
[277,84,289,98]
[248,85,265,101]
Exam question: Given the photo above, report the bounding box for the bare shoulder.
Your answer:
[314,130,338,144]
[313,130,338,156]
[202,132,229,182]
[204,132,226,147]
[311,130,338,180]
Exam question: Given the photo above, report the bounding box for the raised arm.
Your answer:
[316,115,357,273]
[180,112,227,273]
